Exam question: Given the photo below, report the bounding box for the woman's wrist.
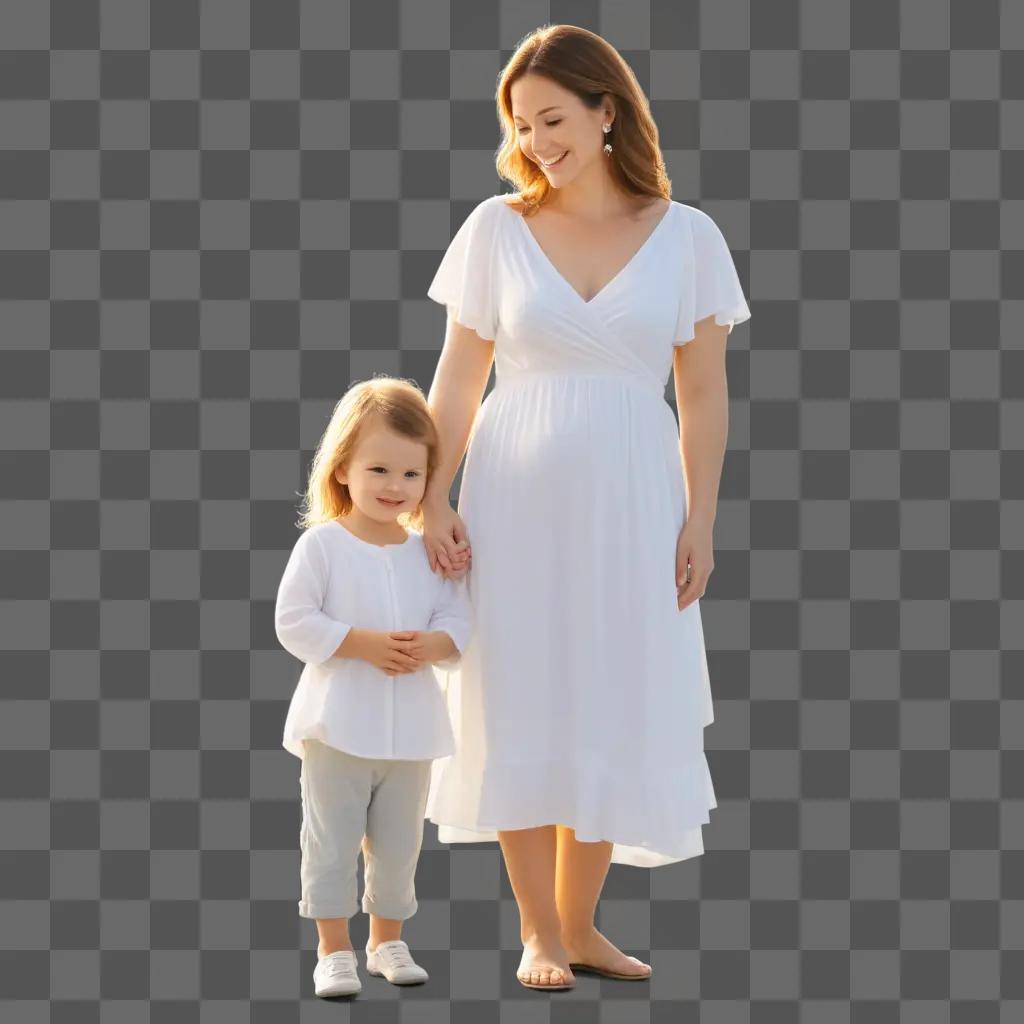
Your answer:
[422,490,451,514]
[683,509,715,532]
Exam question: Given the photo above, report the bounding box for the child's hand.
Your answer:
[381,630,450,672]
[443,545,471,580]
[360,630,426,676]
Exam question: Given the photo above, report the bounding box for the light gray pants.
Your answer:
[297,739,434,921]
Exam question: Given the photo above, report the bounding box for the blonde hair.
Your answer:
[495,24,672,217]
[296,376,440,534]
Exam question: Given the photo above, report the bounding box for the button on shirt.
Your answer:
[276,520,474,761]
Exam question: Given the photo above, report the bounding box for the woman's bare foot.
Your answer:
[517,933,575,988]
[561,926,652,978]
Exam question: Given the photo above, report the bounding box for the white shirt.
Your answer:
[276,520,474,761]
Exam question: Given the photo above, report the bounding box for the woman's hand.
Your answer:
[421,498,472,579]
[676,516,715,611]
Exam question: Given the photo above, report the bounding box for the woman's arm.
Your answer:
[672,315,730,526]
[423,316,495,509]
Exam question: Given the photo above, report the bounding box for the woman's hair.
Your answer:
[496,24,672,216]
[296,376,440,534]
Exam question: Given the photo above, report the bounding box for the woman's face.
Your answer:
[335,422,428,523]
[510,74,614,187]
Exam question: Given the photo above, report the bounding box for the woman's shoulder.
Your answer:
[472,192,521,221]
[672,200,725,234]
[447,194,516,241]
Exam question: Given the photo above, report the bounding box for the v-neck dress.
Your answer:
[424,194,751,867]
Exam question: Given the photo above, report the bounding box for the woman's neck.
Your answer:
[541,166,631,223]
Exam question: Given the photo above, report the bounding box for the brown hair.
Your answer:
[296,376,439,534]
[495,24,672,217]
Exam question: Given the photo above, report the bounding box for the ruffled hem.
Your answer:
[673,304,753,347]
[282,727,455,763]
[427,296,498,342]
[425,748,718,869]
[430,821,707,868]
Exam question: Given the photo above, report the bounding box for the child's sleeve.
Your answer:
[274,529,352,667]
[427,574,474,669]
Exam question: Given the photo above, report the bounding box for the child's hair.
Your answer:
[296,375,440,534]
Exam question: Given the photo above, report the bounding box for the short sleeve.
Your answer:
[674,207,752,347]
[427,196,501,342]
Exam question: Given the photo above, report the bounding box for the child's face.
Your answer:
[335,423,428,523]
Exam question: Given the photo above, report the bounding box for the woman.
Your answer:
[420,25,751,990]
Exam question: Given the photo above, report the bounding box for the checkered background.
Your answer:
[1,0,1020,1020]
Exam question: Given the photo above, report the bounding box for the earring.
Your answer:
[602,123,612,155]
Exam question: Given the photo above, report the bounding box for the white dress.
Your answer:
[423,194,751,867]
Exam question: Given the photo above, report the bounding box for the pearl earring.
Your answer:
[602,123,612,155]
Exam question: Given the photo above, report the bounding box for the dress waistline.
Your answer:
[494,369,666,401]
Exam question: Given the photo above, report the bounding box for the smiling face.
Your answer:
[510,73,615,187]
[334,419,429,525]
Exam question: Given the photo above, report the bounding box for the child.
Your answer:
[274,376,473,998]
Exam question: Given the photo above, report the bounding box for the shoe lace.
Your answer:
[379,941,415,968]
[322,953,357,978]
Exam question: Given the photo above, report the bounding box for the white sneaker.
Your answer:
[313,949,362,997]
[366,939,429,985]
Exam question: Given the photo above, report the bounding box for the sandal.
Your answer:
[568,956,652,981]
